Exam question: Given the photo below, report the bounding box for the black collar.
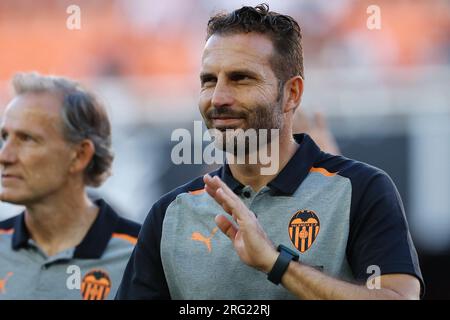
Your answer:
[220,133,322,195]
[11,199,119,259]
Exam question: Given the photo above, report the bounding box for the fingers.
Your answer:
[204,174,230,192]
[203,174,244,220]
[204,174,224,205]
[203,174,220,195]
[293,108,309,134]
[215,214,238,240]
[215,187,241,218]
[214,188,236,215]
[204,174,238,202]
[313,111,326,130]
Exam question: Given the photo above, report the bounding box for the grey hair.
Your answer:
[12,72,114,187]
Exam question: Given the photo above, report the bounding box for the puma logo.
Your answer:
[0,272,13,294]
[191,227,218,253]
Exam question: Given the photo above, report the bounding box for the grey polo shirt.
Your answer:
[0,199,140,300]
[117,133,423,299]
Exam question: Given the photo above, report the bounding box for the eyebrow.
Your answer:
[227,69,260,79]
[199,72,215,83]
[1,128,42,140]
[200,69,261,82]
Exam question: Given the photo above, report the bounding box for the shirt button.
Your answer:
[243,191,251,198]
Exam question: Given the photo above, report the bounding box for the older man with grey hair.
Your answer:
[0,72,140,300]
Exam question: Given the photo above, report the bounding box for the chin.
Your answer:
[0,191,29,206]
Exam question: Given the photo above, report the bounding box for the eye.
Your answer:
[201,76,217,87]
[18,132,34,142]
[230,73,252,83]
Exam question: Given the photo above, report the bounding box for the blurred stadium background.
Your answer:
[0,0,449,299]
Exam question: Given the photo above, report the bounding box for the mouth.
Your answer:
[1,174,22,181]
[210,117,244,128]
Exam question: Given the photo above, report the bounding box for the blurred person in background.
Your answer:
[0,72,140,300]
[293,109,341,155]
[117,4,423,299]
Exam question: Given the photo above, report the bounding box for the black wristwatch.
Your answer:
[267,244,300,285]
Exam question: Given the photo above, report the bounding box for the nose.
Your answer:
[0,139,17,166]
[211,77,235,109]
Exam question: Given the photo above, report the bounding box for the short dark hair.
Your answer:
[206,3,304,82]
[12,72,113,187]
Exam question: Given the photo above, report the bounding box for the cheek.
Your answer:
[24,150,72,180]
[256,89,277,106]
[198,92,212,115]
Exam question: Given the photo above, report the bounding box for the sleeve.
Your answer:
[115,200,171,300]
[345,168,425,295]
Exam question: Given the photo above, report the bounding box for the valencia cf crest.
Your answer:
[81,269,111,300]
[288,210,320,253]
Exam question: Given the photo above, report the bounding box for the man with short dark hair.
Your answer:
[0,72,140,299]
[117,4,423,300]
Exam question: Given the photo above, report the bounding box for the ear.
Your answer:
[69,139,95,175]
[282,76,304,114]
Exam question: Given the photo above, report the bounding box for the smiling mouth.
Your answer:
[211,118,244,126]
[1,174,22,180]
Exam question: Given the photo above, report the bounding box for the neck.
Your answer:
[228,130,298,192]
[24,185,99,257]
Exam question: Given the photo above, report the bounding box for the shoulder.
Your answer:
[314,152,397,199]
[0,216,17,229]
[314,152,402,221]
[114,216,141,240]
[95,199,141,246]
[0,215,19,234]
[315,152,389,182]
[150,167,220,218]
[138,168,220,243]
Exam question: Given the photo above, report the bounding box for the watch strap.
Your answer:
[267,245,299,285]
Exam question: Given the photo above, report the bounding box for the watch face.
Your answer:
[278,244,300,260]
